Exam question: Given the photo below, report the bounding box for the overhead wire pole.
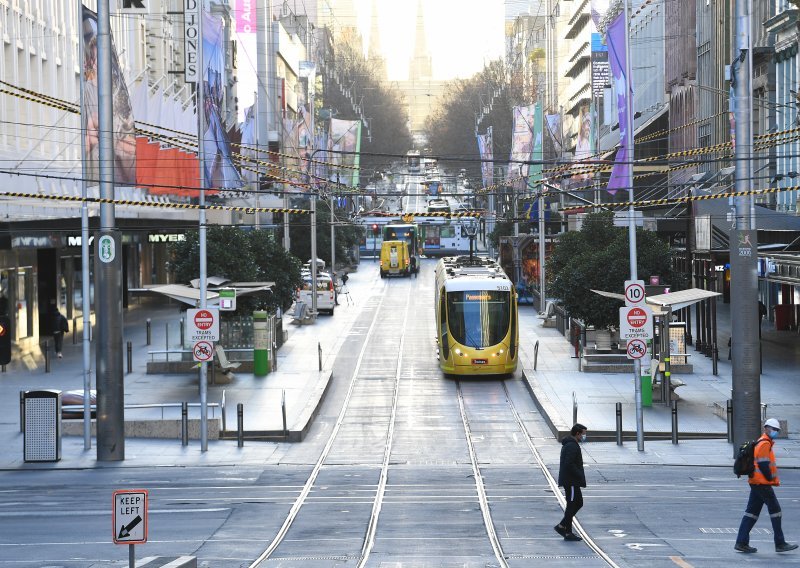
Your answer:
[195,0,209,451]
[622,0,644,451]
[78,3,92,451]
[95,0,124,461]
[731,0,761,450]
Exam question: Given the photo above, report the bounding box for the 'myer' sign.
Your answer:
[619,305,654,340]
[186,308,220,343]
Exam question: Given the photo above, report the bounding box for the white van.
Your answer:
[298,271,336,315]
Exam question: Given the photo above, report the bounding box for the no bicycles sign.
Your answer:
[193,340,214,362]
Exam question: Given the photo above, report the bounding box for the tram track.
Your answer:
[249,283,411,567]
[455,377,621,568]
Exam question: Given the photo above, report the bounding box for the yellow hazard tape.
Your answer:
[0,191,311,215]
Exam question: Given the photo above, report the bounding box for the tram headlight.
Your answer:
[492,349,505,357]
[454,348,463,356]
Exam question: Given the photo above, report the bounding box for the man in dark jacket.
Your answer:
[555,423,587,541]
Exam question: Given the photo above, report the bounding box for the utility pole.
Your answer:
[95,0,124,461]
[731,0,760,449]
[622,0,644,451]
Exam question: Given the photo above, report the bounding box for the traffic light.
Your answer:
[371,224,379,236]
[0,315,11,366]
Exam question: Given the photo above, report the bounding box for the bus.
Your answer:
[406,150,421,173]
[382,221,420,273]
[434,256,518,376]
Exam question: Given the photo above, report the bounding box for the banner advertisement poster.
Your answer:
[528,102,543,190]
[235,0,256,33]
[81,7,137,187]
[477,126,494,189]
[507,105,536,191]
[329,119,361,188]
[605,12,631,195]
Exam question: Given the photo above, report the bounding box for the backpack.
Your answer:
[733,439,763,478]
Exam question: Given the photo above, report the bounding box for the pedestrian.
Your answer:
[734,418,798,553]
[759,301,767,339]
[555,423,587,542]
[410,255,417,278]
[51,308,69,359]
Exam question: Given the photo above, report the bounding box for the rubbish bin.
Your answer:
[774,304,795,331]
[23,390,62,462]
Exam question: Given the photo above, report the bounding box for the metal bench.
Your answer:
[214,345,241,376]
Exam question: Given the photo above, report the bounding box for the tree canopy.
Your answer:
[547,212,683,329]
[168,226,303,314]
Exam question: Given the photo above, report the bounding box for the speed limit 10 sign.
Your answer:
[624,280,646,306]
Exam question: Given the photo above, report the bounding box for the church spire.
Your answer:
[409,0,432,81]
[367,0,386,80]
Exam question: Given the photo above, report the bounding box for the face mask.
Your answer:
[769,430,779,439]
[580,434,587,443]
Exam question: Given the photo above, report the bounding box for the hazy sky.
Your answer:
[234,0,510,119]
[352,0,506,82]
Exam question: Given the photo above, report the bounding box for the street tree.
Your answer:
[547,212,682,329]
[168,226,303,313]
[288,200,364,272]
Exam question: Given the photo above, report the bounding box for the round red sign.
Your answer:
[627,339,647,359]
[194,309,214,330]
[626,307,648,328]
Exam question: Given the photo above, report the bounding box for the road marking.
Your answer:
[669,556,695,568]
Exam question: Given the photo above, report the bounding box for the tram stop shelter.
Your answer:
[591,288,722,404]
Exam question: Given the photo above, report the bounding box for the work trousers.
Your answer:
[737,484,786,546]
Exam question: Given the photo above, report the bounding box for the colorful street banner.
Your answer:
[235,0,256,33]
[329,118,361,188]
[477,126,494,189]
[572,105,592,185]
[507,104,536,190]
[297,105,314,186]
[545,113,562,156]
[528,102,543,190]
[81,6,136,187]
[201,10,243,191]
[606,12,630,195]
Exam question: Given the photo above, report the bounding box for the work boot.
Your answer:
[776,543,798,552]
[554,525,567,537]
[734,543,757,553]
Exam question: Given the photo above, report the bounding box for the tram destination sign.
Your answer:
[619,305,653,340]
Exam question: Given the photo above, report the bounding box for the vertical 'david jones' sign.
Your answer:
[184,0,200,83]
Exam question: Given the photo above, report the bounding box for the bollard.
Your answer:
[181,402,189,446]
[711,343,718,376]
[73,318,78,344]
[318,342,322,371]
[726,399,733,443]
[761,403,767,423]
[237,403,244,447]
[572,392,578,426]
[19,391,24,433]
[671,400,679,444]
[615,402,623,446]
[126,341,132,374]
[272,341,278,371]
[165,323,169,350]
[146,318,151,346]
[44,341,51,373]
[282,389,288,439]
[180,318,185,348]
[533,340,539,371]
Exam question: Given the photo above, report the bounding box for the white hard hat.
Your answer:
[764,418,781,430]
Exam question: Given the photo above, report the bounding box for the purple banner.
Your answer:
[477,126,493,189]
[606,13,630,195]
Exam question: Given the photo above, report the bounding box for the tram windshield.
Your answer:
[446,290,510,348]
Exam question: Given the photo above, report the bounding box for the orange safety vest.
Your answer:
[750,433,779,486]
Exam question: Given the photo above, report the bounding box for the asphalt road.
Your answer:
[1,262,799,567]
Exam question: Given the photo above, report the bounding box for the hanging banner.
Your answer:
[477,126,494,189]
[81,7,137,187]
[605,12,630,195]
[329,119,361,188]
[528,102,543,190]
[235,0,256,33]
[201,11,243,191]
[507,105,536,191]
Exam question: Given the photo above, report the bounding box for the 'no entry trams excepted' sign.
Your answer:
[620,305,653,340]
[186,308,219,343]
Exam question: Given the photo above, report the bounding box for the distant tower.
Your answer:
[409,0,432,81]
[367,0,386,80]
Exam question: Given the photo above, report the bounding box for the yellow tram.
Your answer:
[434,256,519,376]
